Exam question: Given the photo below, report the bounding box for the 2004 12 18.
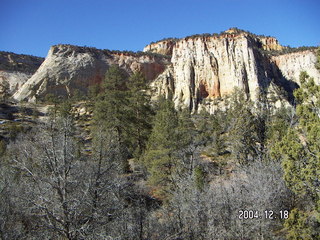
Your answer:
[238,210,289,220]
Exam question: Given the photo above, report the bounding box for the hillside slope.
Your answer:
[0,51,44,96]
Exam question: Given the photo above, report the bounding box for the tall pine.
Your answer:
[93,65,131,172]
[94,65,130,144]
[276,72,320,239]
[143,98,179,198]
[127,71,154,158]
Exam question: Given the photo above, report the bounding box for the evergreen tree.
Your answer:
[315,46,320,70]
[0,81,10,103]
[94,65,130,145]
[195,110,215,147]
[226,89,260,163]
[127,71,154,158]
[176,108,198,155]
[176,108,203,179]
[57,99,73,118]
[275,72,320,239]
[267,107,293,143]
[193,165,206,191]
[0,139,6,156]
[194,109,228,174]
[94,67,153,160]
[92,65,131,172]
[143,98,179,198]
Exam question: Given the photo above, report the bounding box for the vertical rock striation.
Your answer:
[10,28,319,112]
[146,29,319,112]
[272,50,320,85]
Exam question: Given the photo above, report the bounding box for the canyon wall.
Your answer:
[145,30,319,112]
[13,45,169,101]
[272,51,320,85]
[143,39,176,56]
[8,29,319,112]
[0,52,44,95]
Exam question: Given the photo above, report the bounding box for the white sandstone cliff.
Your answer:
[13,45,168,101]
[146,31,319,112]
[0,51,43,96]
[272,50,320,85]
[11,29,320,112]
[0,71,32,95]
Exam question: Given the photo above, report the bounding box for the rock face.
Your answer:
[145,29,319,112]
[0,51,44,95]
[272,51,320,85]
[0,71,32,95]
[13,45,169,101]
[143,39,177,56]
[10,29,319,112]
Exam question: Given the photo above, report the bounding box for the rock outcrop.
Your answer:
[13,45,169,101]
[143,39,177,56]
[272,50,320,85]
[10,28,319,112]
[145,29,319,112]
[0,51,44,95]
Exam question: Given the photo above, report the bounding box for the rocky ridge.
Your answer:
[13,45,169,101]
[272,51,320,86]
[145,29,319,112]
[143,28,285,55]
[143,39,177,56]
[6,28,320,112]
[0,51,44,95]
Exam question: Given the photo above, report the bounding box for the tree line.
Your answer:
[0,55,319,239]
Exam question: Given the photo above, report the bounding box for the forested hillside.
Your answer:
[0,49,319,239]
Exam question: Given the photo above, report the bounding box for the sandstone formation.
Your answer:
[9,28,319,112]
[144,28,285,56]
[272,50,320,85]
[0,71,32,96]
[143,39,177,56]
[145,29,319,112]
[0,51,44,95]
[13,45,169,101]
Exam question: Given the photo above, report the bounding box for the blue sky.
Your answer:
[0,0,319,57]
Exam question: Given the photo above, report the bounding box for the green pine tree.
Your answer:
[195,109,228,174]
[127,71,154,158]
[94,65,130,144]
[267,107,293,143]
[93,65,131,172]
[175,108,202,177]
[143,98,179,199]
[315,47,320,70]
[275,72,320,239]
[0,140,6,156]
[176,108,197,152]
[194,165,206,191]
[227,89,260,163]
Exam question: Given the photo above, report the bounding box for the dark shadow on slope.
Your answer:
[252,47,299,105]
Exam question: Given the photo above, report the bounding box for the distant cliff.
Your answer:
[0,51,44,95]
[272,51,320,86]
[13,45,169,101]
[145,29,319,112]
[10,28,320,112]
